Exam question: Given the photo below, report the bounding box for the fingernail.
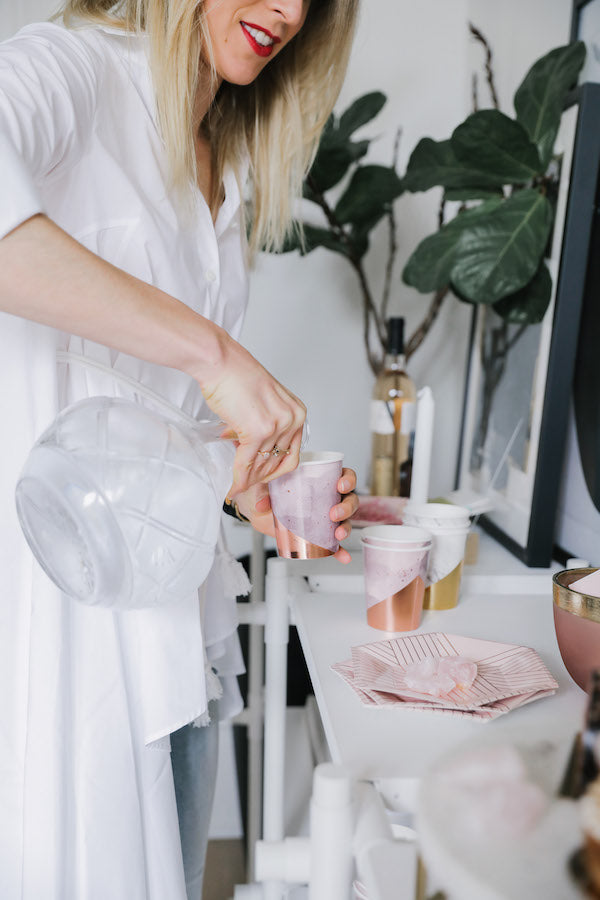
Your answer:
[339,479,349,492]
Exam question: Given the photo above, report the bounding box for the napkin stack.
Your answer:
[332,632,558,722]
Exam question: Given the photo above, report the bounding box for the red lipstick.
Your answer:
[240,21,281,58]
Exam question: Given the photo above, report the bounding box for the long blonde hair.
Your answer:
[59,0,360,252]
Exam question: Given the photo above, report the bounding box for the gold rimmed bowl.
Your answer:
[552,568,600,692]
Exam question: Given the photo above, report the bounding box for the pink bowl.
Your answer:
[552,568,600,692]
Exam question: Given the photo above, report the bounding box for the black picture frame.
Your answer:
[456,83,600,567]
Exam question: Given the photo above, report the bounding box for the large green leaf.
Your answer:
[349,206,392,260]
[402,137,506,193]
[275,223,350,257]
[308,138,369,194]
[492,260,553,323]
[445,188,504,202]
[402,198,504,292]
[334,165,403,225]
[450,188,553,303]
[514,42,586,169]
[338,92,387,140]
[451,110,542,182]
[299,224,351,257]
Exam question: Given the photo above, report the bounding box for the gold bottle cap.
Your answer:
[552,568,600,625]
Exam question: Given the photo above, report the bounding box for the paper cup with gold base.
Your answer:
[402,503,470,610]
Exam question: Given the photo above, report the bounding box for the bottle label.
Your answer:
[370,399,416,436]
[372,457,394,496]
[370,400,395,435]
[399,400,416,436]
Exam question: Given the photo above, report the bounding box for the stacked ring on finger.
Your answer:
[257,445,291,459]
[271,445,291,457]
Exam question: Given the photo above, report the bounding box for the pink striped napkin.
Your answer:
[332,632,558,721]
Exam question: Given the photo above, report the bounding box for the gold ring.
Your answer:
[258,449,271,459]
[272,445,281,457]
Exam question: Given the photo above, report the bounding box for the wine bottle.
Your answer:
[370,317,417,497]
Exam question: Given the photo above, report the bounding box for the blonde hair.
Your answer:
[59,0,360,252]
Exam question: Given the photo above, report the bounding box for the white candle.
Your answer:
[410,386,434,504]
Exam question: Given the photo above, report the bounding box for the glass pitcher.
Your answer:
[15,396,234,610]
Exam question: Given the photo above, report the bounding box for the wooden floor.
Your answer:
[202,839,247,900]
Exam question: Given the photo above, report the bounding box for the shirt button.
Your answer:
[205,269,217,283]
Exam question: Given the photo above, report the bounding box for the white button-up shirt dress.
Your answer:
[0,22,248,900]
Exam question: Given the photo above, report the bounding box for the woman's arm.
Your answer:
[0,213,305,493]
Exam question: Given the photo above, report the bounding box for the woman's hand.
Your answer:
[235,467,359,563]
[192,327,306,496]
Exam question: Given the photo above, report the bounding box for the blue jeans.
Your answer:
[171,708,219,900]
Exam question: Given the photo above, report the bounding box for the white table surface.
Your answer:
[287,533,585,799]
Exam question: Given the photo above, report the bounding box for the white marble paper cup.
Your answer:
[428,527,469,585]
[403,502,470,531]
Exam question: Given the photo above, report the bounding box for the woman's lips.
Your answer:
[240,21,281,58]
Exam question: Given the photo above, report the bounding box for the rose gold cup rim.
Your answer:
[552,568,600,624]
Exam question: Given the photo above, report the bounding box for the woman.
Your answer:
[0,0,360,897]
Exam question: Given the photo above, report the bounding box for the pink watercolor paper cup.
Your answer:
[268,451,344,559]
[361,525,431,632]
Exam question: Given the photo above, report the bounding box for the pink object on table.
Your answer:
[361,526,431,632]
[437,656,478,688]
[332,632,558,721]
[405,657,456,696]
[569,568,600,599]
[268,451,343,558]
[351,495,408,528]
[553,603,600,691]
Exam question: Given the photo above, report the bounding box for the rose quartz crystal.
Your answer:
[437,656,477,689]
[404,655,477,696]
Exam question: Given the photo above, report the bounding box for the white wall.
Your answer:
[0,0,58,39]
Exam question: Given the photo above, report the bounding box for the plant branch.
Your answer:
[469,22,500,110]
[406,286,449,360]
[381,127,402,327]
[306,172,387,366]
[306,174,347,242]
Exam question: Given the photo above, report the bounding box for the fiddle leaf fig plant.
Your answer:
[401,40,586,322]
[271,31,585,380]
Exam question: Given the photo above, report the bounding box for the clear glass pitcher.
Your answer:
[15,396,234,609]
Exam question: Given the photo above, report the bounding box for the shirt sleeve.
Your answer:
[0,22,100,239]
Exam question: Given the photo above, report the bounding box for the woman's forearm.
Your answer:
[0,213,307,495]
[0,213,227,378]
